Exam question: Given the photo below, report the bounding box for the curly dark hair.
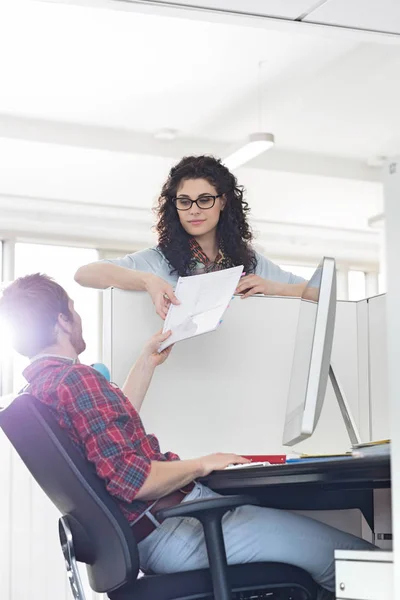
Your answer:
[155,155,257,276]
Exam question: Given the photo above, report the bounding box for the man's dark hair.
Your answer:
[155,155,257,276]
[0,273,72,357]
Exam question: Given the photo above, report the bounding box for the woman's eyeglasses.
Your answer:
[172,194,222,211]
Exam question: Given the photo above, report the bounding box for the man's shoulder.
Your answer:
[59,364,126,406]
[60,363,106,387]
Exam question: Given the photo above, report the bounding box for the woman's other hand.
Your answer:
[235,275,281,298]
[235,275,307,299]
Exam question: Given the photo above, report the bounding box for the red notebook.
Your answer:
[243,454,286,464]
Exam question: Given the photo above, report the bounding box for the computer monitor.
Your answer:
[282,257,361,447]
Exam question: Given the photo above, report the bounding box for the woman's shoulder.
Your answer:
[101,246,173,278]
[132,246,167,264]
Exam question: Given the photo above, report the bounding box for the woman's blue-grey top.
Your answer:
[101,247,305,286]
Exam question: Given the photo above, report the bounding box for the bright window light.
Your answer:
[12,243,100,393]
[279,264,317,281]
[348,270,366,301]
[379,272,387,294]
[0,316,15,362]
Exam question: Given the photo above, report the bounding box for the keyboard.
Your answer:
[224,462,271,470]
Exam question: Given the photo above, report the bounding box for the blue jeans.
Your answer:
[138,483,375,598]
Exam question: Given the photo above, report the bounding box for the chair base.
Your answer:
[108,562,318,600]
[59,517,87,600]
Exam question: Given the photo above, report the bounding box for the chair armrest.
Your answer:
[157,495,259,600]
[157,495,260,600]
[156,494,259,522]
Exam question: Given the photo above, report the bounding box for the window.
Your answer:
[279,264,316,281]
[348,270,366,301]
[279,262,368,301]
[379,272,387,294]
[12,243,99,393]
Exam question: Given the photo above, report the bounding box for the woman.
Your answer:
[75,156,307,319]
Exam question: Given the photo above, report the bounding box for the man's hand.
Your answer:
[141,330,173,368]
[144,273,180,320]
[198,453,250,476]
[122,330,173,411]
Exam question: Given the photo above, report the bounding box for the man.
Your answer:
[0,274,375,600]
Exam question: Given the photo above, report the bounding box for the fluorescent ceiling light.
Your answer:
[223,133,274,169]
[154,128,178,141]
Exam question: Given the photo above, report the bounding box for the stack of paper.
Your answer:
[352,439,391,458]
[159,266,244,351]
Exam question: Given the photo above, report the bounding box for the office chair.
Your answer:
[0,393,318,600]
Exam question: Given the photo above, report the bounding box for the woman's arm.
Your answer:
[236,275,307,298]
[75,261,150,291]
[236,253,308,298]
[75,261,179,319]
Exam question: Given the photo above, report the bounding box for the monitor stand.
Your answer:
[329,366,362,446]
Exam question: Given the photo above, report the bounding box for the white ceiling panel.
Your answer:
[0,2,347,133]
[304,0,400,35]
[131,0,318,20]
[1,1,400,163]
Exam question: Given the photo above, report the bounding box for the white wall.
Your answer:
[240,165,383,230]
[0,139,382,265]
[0,138,382,223]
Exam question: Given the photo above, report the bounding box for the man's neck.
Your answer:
[195,231,219,262]
[34,343,78,362]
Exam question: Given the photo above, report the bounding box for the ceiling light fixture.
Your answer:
[224,61,274,169]
[366,156,387,168]
[154,128,178,141]
[223,132,274,170]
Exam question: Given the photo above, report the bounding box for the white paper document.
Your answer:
[159,265,244,351]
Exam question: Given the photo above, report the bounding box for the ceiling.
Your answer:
[0,1,399,166]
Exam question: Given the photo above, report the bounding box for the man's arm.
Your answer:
[122,330,172,412]
[61,366,249,503]
[135,453,250,501]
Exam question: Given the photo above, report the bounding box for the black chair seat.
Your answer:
[110,562,318,600]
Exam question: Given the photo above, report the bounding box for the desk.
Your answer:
[335,550,393,599]
[202,455,391,534]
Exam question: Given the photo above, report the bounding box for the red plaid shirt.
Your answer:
[23,356,179,523]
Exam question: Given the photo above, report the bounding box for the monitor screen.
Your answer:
[282,257,336,446]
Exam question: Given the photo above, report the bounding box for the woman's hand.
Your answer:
[141,330,173,368]
[235,275,282,298]
[235,276,307,299]
[144,274,180,320]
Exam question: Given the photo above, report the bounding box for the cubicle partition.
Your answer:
[103,291,388,457]
[368,294,388,441]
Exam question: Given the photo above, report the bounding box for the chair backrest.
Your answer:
[0,393,140,594]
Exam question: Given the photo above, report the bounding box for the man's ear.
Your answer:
[57,312,71,334]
